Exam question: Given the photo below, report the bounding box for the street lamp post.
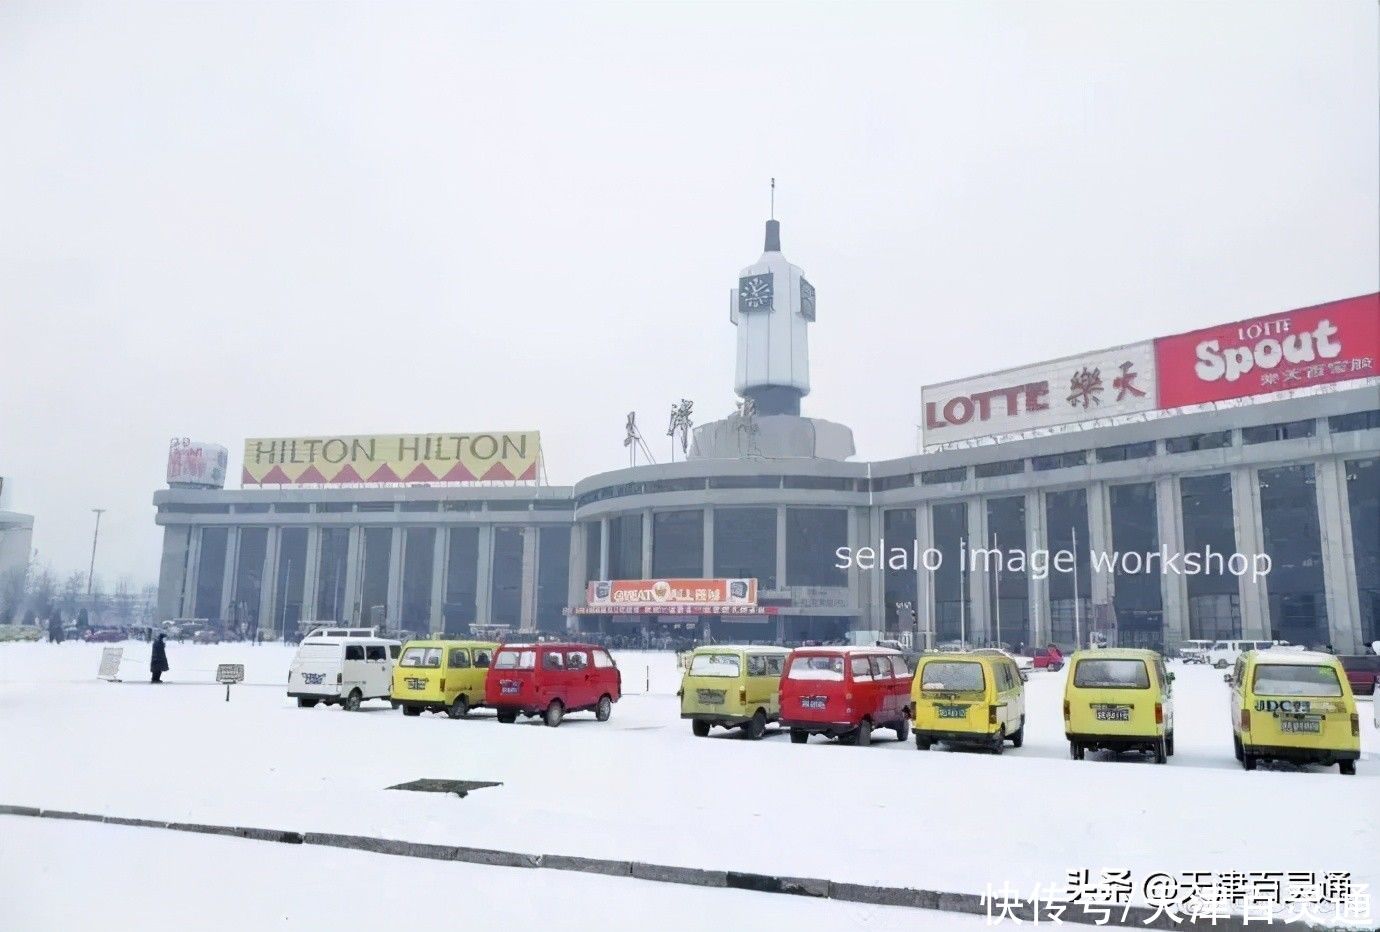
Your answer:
[87,509,105,596]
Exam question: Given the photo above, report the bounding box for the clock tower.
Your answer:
[730,217,814,416]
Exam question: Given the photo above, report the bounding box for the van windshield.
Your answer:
[919,661,985,692]
[399,647,442,668]
[1073,659,1150,689]
[1252,664,1342,697]
[296,644,338,661]
[494,649,536,670]
[689,654,741,677]
[786,655,844,681]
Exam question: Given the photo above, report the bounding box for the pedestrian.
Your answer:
[150,633,169,684]
[48,612,64,644]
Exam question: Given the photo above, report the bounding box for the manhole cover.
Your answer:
[388,778,503,797]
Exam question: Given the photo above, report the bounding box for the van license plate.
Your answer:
[697,689,726,704]
[801,696,827,710]
[1094,706,1130,721]
[500,683,520,695]
[405,678,427,691]
[302,673,325,686]
[1280,720,1321,734]
[937,705,968,719]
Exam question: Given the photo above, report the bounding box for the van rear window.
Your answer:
[919,661,984,692]
[1252,664,1342,697]
[689,654,741,677]
[786,655,844,681]
[494,649,536,670]
[296,644,338,661]
[400,647,442,668]
[1073,659,1150,689]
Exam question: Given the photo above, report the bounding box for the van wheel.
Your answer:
[855,720,872,747]
[1339,760,1356,776]
[1069,741,1084,760]
[595,695,612,722]
[447,695,470,719]
[1153,737,1167,765]
[1010,725,1024,748]
[1233,735,1244,762]
[915,735,932,751]
[1243,753,1257,771]
[991,727,1005,755]
[543,701,564,728]
[402,705,421,717]
[296,697,318,709]
[790,729,808,745]
[744,709,766,740]
[894,717,910,742]
[496,709,517,724]
[692,719,710,738]
[344,690,362,712]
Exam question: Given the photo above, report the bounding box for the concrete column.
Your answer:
[567,523,585,632]
[849,506,869,632]
[182,528,202,618]
[1232,468,1270,639]
[915,504,935,650]
[301,526,321,625]
[775,507,788,590]
[258,526,279,635]
[429,526,448,636]
[598,519,609,580]
[1024,491,1049,649]
[1086,481,1115,641]
[641,510,653,579]
[702,509,714,577]
[1316,458,1362,653]
[966,497,990,644]
[217,526,239,623]
[156,525,193,622]
[343,526,361,625]
[519,526,539,633]
[475,525,494,622]
[385,526,403,631]
[1156,475,1189,654]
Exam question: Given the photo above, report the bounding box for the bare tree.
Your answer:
[29,566,57,619]
[58,571,86,618]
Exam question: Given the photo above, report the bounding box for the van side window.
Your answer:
[890,656,911,679]
[869,657,889,679]
[566,650,589,670]
[365,645,386,661]
[473,650,491,669]
[765,655,784,676]
[851,657,873,680]
[543,652,564,670]
[344,645,364,661]
[592,650,614,669]
[746,655,767,676]
[389,645,401,659]
[449,649,471,669]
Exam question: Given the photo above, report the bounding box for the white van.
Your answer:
[1204,638,1298,669]
[287,627,401,710]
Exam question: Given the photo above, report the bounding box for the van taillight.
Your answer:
[1352,713,1360,737]
[1240,708,1250,731]
[1062,700,1069,720]
[988,705,997,726]
[1154,703,1163,725]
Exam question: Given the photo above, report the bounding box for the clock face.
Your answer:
[800,277,816,321]
[738,273,774,311]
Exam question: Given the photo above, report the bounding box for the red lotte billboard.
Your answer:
[1155,293,1378,409]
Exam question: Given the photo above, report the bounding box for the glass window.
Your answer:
[1073,658,1150,688]
[1045,489,1090,649]
[389,644,400,659]
[708,475,782,489]
[1259,465,1329,647]
[1180,474,1242,640]
[921,467,967,485]
[607,514,643,580]
[871,474,914,492]
[1032,451,1087,471]
[868,657,889,678]
[850,657,873,680]
[746,655,766,676]
[932,502,970,643]
[883,509,917,631]
[1345,458,1380,646]
[786,655,844,680]
[274,528,308,636]
[890,656,911,678]
[493,649,535,670]
[490,527,524,627]
[652,510,703,578]
[1096,442,1156,463]
[536,526,571,634]
[592,649,614,668]
[1110,484,1163,651]
[542,651,564,670]
[193,527,228,620]
[786,508,847,587]
[231,527,268,633]
[315,528,349,623]
[714,508,777,590]
[1252,664,1342,697]
[344,645,364,661]
[765,655,785,676]
[985,497,1028,650]
[448,649,470,669]
[400,646,442,668]
[1330,410,1380,433]
[689,653,741,677]
[566,650,588,670]
[584,523,601,584]
[365,645,386,661]
[400,528,435,631]
[974,459,1024,478]
[473,649,491,668]
[1165,431,1232,454]
[443,528,479,635]
[359,527,392,629]
[1242,420,1316,445]
[919,661,984,692]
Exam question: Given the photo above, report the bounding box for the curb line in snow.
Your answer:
[0,806,1326,931]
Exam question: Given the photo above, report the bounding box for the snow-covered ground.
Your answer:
[2,641,1376,930]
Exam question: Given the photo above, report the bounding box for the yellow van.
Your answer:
[1064,648,1174,763]
[1228,650,1359,775]
[679,645,791,740]
[391,640,498,718]
[912,652,1025,753]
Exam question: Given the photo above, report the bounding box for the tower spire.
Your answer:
[764,178,781,252]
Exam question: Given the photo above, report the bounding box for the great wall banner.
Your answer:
[241,432,541,485]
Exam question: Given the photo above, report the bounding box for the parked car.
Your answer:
[485,642,621,727]
[1227,650,1359,775]
[83,627,126,643]
[1032,645,1064,671]
[679,645,791,739]
[970,647,1032,681]
[391,640,498,717]
[1204,639,1299,669]
[287,627,401,710]
[1064,648,1175,764]
[1177,639,1214,664]
[1337,655,1380,696]
[912,651,1026,753]
[778,646,912,746]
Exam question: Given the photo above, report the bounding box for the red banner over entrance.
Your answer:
[1154,293,1379,409]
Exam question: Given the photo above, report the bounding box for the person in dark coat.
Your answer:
[150,634,169,683]
[48,614,64,644]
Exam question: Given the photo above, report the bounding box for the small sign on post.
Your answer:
[216,663,245,701]
[98,647,124,682]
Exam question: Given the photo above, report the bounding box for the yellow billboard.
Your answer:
[241,432,541,485]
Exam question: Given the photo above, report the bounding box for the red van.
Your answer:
[778,647,913,746]
[485,643,621,727]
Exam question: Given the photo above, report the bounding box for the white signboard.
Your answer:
[97,647,124,681]
[215,663,245,684]
[167,439,229,489]
[921,341,1157,449]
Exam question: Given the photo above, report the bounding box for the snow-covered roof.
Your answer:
[693,645,791,654]
[1248,649,1339,666]
[790,646,901,656]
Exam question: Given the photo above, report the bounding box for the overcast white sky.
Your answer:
[1,1,1376,584]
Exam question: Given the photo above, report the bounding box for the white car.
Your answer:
[1203,638,1299,670]
[1177,639,1214,663]
[287,627,401,710]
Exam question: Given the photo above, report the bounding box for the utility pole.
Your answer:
[87,508,105,596]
